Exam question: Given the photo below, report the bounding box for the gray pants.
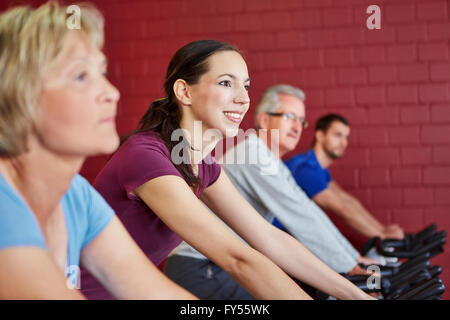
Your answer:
[164,255,255,300]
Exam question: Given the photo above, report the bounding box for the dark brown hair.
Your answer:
[312,113,350,147]
[123,40,240,191]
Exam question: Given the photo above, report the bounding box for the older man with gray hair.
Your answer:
[164,84,375,300]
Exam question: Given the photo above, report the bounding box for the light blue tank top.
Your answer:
[0,173,114,288]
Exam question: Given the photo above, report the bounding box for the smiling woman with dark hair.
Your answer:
[81,39,375,300]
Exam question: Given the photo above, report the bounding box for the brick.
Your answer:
[305,30,335,48]
[368,107,399,125]
[435,188,450,205]
[392,209,425,233]
[182,0,215,15]
[303,0,333,8]
[160,37,192,56]
[431,105,450,123]
[428,21,450,40]
[366,27,396,45]
[372,188,403,208]
[401,147,433,165]
[119,60,148,77]
[433,146,450,164]
[337,67,367,85]
[203,16,233,34]
[400,106,430,124]
[264,52,295,69]
[354,46,385,65]
[175,17,203,34]
[245,53,266,72]
[389,126,421,145]
[370,147,401,165]
[387,44,417,63]
[273,0,302,10]
[157,1,187,18]
[424,207,450,228]
[430,63,450,81]
[356,86,386,105]
[304,69,336,87]
[324,48,354,66]
[329,168,359,188]
[387,85,419,104]
[262,12,292,31]
[302,89,324,107]
[398,64,429,82]
[325,87,355,107]
[419,84,450,103]
[234,14,263,31]
[294,49,323,67]
[107,43,133,59]
[244,0,272,12]
[404,188,434,206]
[323,7,352,27]
[274,71,304,87]
[340,108,369,125]
[247,33,275,51]
[417,1,448,21]
[333,29,366,49]
[361,168,390,186]
[369,65,397,83]
[216,0,244,13]
[292,10,322,29]
[352,5,369,27]
[419,43,449,61]
[106,2,157,20]
[397,24,428,42]
[424,167,450,185]
[391,168,422,186]
[112,21,146,40]
[385,3,415,23]
[359,128,389,146]
[276,32,307,49]
[339,148,370,167]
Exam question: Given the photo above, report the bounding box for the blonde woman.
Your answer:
[0,2,196,300]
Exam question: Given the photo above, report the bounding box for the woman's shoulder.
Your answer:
[125,130,167,150]
[0,175,46,250]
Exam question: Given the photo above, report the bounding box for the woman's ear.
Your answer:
[173,79,192,106]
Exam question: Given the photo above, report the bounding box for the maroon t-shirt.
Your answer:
[80,130,221,299]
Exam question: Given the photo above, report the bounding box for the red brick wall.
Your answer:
[1,0,449,299]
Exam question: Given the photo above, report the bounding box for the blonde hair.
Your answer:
[0,1,104,157]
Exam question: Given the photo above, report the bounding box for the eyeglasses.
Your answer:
[267,112,309,128]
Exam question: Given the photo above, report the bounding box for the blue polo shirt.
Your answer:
[284,149,332,198]
[0,173,115,289]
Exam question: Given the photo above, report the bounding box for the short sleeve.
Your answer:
[78,177,115,248]
[203,154,221,188]
[118,134,183,198]
[292,165,329,198]
[324,169,333,184]
[0,187,47,250]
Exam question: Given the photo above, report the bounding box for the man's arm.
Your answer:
[223,163,360,274]
[316,181,404,239]
[201,170,372,300]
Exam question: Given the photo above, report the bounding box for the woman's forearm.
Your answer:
[223,247,313,300]
[256,228,373,300]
